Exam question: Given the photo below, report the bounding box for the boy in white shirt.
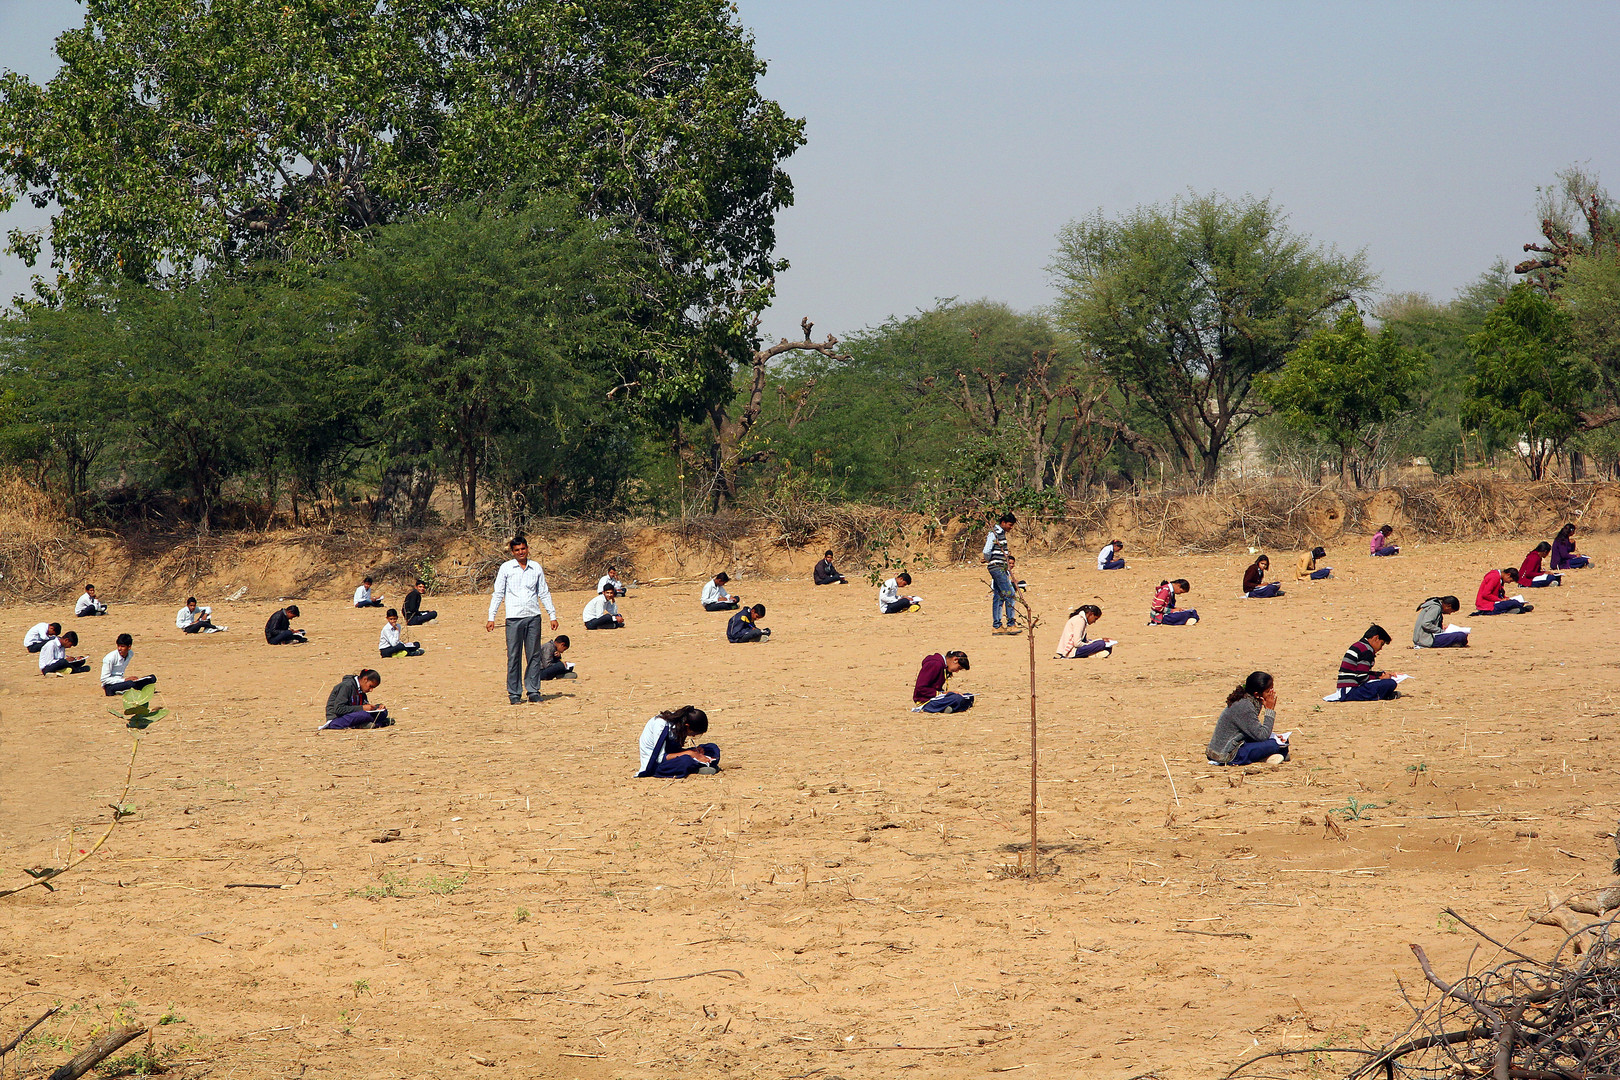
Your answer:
[701,572,739,611]
[353,577,384,608]
[176,596,225,633]
[379,609,425,657]
[39,630,89,675]
[583,585,624,629]
[23,621,59,653]
[101,633,157,695]
[878,572,921,614]
[75,584,107,616]
[597,565,629,595]
[1097,540,1126,570]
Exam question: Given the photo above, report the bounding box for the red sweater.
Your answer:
[1519,550,1545,582]
[1475,570,1505,611]
[914,653,947,703]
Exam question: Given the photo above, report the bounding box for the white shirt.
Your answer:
[1097,544,1117,570]
[380,622,406,650]
[877,578,901,611]
[38,636,66,671]
[101,648,132,685]
[701,580,733,605]
[582,594,619,623]
[23,622,52,648]
[597,574,626,594]
[353,584,378,606]
[176,605,210,629]
[638,716,669,773]
[76,592,104,614]
[487,558,557,621]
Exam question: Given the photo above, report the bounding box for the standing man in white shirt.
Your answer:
[486,534,558,705]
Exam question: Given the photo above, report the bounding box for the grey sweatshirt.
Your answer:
[1413,598,1445,648]
[1205,697,1276,763]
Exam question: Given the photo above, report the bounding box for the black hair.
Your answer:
[414,578,426,586]
[750,603,766,617]
[1557,522,1576,542]
[1502,567,1520,582]
[1418,596,1461,613]
[47,622,60,634]
[1226,670,1274,705]
[658,705,710,744]
[715,572,729,584]
[1312,546,1326,558]
[896,572,912,585]
[385,608,398,618]
[1110,538,1122,547]
[509,533,528,549]
[359,668,381,686]
[363,576,373,584]
[1365,624,1392,644]
[115,633,133,647]
[999,511,1017,525]
[1535,541,1551,554]
[1173,578,1191,592]
[186,596,197,604]
[85,583,95,590]
[1255,554,1269,566]
[61,631,78,645]
[603,584,618,594]
[1070,603,1102,620]
[945,649,970,671]
[285,604,301,617]
[554,634,570,648]
[823,550,834,558]
[1378,524,1393,535]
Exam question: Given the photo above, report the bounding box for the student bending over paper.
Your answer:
[1055,605,1113,658]
[636,706,720,777]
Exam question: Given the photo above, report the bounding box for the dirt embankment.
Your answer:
[1,476,1614,603]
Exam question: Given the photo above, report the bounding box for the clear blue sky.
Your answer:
[3,0,1618,343]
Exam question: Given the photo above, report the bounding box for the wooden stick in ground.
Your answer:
[48,1024,146,1080]
[1020,592,1040,876]
[0,1005,60,1056]
[1161,755,1180,809]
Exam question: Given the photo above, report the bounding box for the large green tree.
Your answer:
[1050,193,1373,481]
[1260,304,1426,487]
[0,0,801,421]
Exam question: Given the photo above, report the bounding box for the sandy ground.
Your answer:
[1,537,1616,1079]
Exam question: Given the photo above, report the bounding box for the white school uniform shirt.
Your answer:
[597,574,626,594]
[23,622,52,648]
[353,584,377,606]
[701,580,732,605]
[38,636,66,671]
[487,558,557,621]
[76,592,104,615]
[638,716,670,773]
[877,578,902,611]
[1097,544,1117,570]
[176,605,210,629]
[582,594,618,623]
[101,648,131,685]
[380,622,406,651]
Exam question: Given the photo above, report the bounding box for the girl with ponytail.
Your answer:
[1206,671,1289,766]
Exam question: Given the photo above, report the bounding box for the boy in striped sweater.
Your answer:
[1334,625,1401,701]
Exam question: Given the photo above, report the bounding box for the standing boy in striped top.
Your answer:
[983,512,1019,634]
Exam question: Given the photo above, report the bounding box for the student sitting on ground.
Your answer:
[813,550,848,585]
[702,572,740,611]
[403,579,437,625]
[1334,625,1401,701]
[1413,595,1470,648]
[264,604,307,644]
[1551,522,1592,570]
[320,669,392,729]
[582,585,624,630]
[1242,555,1283,598]
[1369,525,1400,557]
[1474,567,1531,615]
[38,630,89,676]
[23,621,59,653]
[1097,540,1126,571]
[1150,579,1198,625]
[912,650,973,712]
[176,597,225,633]
[1055,604,1113,659]
[100,633,157,696]
[353,577,384,608]
[878,572,921,614]
[637,705,720,777]
[1206,671,1290,766]
[75,584,107,616]
[1520,542,1563,588]
[1296,547,1332,580]
[726,603,770,643]
[598,565,628,595]
[379,609,425,657]
[536,635,577,681]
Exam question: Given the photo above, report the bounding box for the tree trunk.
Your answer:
[461,455,478,528]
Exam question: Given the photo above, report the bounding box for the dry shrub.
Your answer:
[0,471,91,599]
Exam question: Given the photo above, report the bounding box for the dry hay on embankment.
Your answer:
[0,477,1614,603]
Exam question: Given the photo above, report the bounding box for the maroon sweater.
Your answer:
[914,653,947,703]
